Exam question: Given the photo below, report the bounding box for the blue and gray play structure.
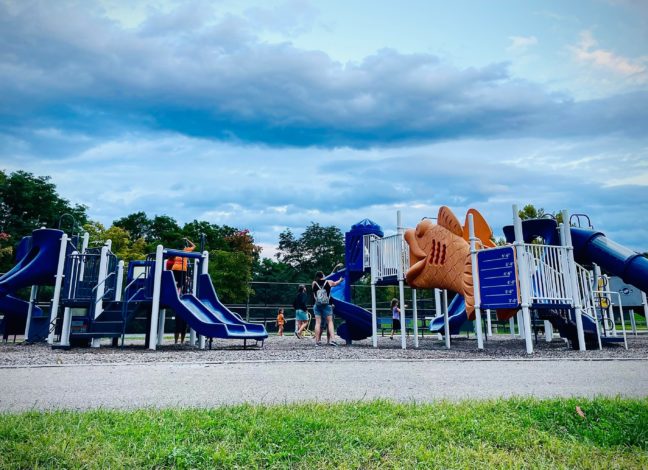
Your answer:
[0,229,267,349]
[1,204,646,355]
[330,206,648,353]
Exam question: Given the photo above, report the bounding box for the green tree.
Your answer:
[209,250,253,303]
[518,204,563,224]
[113,212,151,241]
[147,215,182,248]
[0,170,88,271]
[82,222,148,262]
[251,258,302,307]
[276,222,344,278]
[0,171,88,236]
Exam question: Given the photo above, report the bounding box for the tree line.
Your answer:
[6,171,641,309]
[0,170,346,304]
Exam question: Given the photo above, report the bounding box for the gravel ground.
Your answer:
[2,332,648,367]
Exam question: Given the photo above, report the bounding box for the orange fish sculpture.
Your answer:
[404,206,495,319]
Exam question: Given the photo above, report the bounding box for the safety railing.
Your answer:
[362,234,377,270]
[576,264,602,349]
[592,290,628,349]
[521,244,571,304]
[369,234,409,282]
[62,252,103,301]
[576,264,596,313]
[120,272,147,347]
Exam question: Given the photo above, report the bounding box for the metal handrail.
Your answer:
[119,272,148,348]
[121,287,145,348]
[91,271,116,295]
[123,271,146,294]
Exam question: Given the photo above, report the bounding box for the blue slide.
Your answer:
[322,272,375,342]
[571,227,648,294]
[159,271,267,341]
[429,295,467,336]
[331,280,374,342]
[0,229,63,341]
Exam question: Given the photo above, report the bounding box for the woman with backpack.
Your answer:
[312,271,343,346]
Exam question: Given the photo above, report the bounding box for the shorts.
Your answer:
[295,309,308,321]
[313,304,333,318]
[392,319,401,330]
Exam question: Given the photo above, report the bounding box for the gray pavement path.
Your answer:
[1,359,647,412]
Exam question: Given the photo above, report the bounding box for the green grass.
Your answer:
[1,398,647,469]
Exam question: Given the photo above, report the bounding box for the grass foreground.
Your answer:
[1,398,647,469]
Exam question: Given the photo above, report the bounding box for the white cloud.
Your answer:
[2,130,647,252]
[570,30,648,83]
[507,35,538,53]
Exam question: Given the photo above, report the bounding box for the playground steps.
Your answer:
[537,309,600,350]
[69,300,145,341]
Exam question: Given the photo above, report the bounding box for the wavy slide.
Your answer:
[429,294,467,336]
[159,271,267,340]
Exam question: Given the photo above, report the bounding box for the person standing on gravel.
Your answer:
[389,298,401,340]
[312,271,343,346]
[293,284,309,338]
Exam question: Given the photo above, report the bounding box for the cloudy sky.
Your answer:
[1,0,647,256]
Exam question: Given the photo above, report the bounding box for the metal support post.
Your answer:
[189,258,198,345]
[24,285,38,339]
[371,282,378,348]
[59,253,78,348]
[115,260,124,301]
[91,245,109,348]
[513,205,533,354]
[148,245,164,350]
[562,211,586,351]
[443,290,450,349]
[79,231,89,280]
[468,214,484,350]
[397,210,406,350]
[486,309,492,337]
[199,251,209,349]
[412,289,419,348]
[399,279,406,350]
[47,233,68,344]
[157,309,166,346]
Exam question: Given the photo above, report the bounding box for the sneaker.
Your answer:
[315,341,323,347]
[328,341,338,347]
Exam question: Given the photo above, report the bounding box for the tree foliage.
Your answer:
[0,170,88,272]
[518,204,563,224]
[276,222,344,278]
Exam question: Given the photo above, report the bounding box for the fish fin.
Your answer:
[437,206,463,237]
[462,208,496,248]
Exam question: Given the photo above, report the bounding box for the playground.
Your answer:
[1,204,647,357]
[1,204,647,468]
